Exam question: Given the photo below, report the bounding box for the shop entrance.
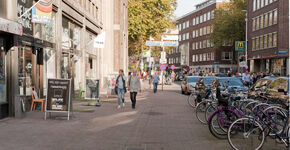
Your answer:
[0,37,8,119]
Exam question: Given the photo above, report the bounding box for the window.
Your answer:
[196,55,199,62]
[183,22,185,29]
[207,53,211,60]
[193,18,196,26]
[200,41,203,49]
[200,28,203,36]
[199,54,203,61]
[192,55,195,62]
[211,10,215,19]
[252,18,256,31]
[211,52,214,60]
[192,31,196,38]
[196,30,199,37]
[203,40,207,48]
[210,25,213,33]
[222,52,232,60]
[269,11,273,26]
[257,0,260,9]
[257,17,260,30]
[196,42,199,49]
[264,35,268,48]
[273,9,277,24]
[265,0,268,5]
[178,35,181,41]
[178,24,181,30]
[264,13,268,27]
[261,0,264,8]
[196,17,199,24]
[256,37,260,49]
[207,40,210,48]
[203,53,207,61]
[273,32,277,47]
[183,34,185,40]
[253,0,256,11]
[260,15,264,29]
[192,42,196,50]
[203,27,207,35]
[269,0,273,3]
[252,38,256,50]
[207,12,211,21]
[260,36,263,49]
[186,33,189,39]
[207,26,211,34]
[203,14,206,22]
[200,15,203,23]
[186,21,189,28]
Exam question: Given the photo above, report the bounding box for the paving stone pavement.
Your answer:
[0,82,286,150]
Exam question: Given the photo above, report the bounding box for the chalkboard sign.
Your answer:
[45,79,71,120]
[85,79,99,100]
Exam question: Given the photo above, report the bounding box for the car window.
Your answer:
[187,77,199,83]
[219,78,243,86]
[267,78,288,92]
[254,79,271,88]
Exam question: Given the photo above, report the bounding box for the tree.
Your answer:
[128,0,177,61]
[210,0,247,49]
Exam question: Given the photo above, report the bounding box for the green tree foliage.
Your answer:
[128,0,177,59]
[210,0,247,49]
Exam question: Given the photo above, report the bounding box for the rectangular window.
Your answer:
[199,54,203,61]
[200,41,203,49]
[273,9,277,24]
[273,32,277,47]
[207,26,211,34]
[196,30,199,37]
[261,0,264,8]
[207,40,210,48]
[186,33,189,39]
[210,25,213,33]
[192,55,195,62]
[203,27,207,35]
[200,28,203,36]
[260,15,264,29]
[222,52,232,60]
[183,34,185,40]
[203,14,206,22]
[203,53,207,61]
[260,36,264,49]
[207,53,211,60]
[252,38,256,50]
[270,0,273,4]
[186,21,189,28]
[257,0,260,9]
[256,37,260,49]
[264,13,268,27]
[257,17,260,30]
[211,10,215,19]
[193,18,196,26]
[192,42,196,50]
[269,12,273,26]
[264,35,268,48]
[211,40,214,47]
[196,42,199,49]
[200,15,203,23]
[203,40,207,48]
[192,31,196,38]
[178,35,181,41]
[265,0,268,5]
[196,17,199,24]
[252,18,256,31]
[211,52,214,60]
[196,55,199,62]
[207,12,211,21]
[253,0,256,11]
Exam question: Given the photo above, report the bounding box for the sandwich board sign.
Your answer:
[45,78,71,120]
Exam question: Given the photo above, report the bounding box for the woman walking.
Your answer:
[128,69,141,109]
[116,69,126,109]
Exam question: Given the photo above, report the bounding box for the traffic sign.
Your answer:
[160,64,167,71]
[239,61,247,68]
[170,65,176,70]
[235,41,246,51]
[242,67,247,72]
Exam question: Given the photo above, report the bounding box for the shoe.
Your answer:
[117,105,121,109]
[132,106,135,109]
[122,103,125,107]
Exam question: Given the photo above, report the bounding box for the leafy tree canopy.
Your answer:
[210,0,247,49]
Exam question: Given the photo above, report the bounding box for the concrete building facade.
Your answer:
[247,0,289,75]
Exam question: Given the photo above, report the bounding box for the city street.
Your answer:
[0,82,285,150]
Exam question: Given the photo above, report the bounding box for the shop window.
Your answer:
[89,58,93,69]
[61,53,70,79]
[43,11,56,43]
[0,45,6,103]
[43,49,56,95]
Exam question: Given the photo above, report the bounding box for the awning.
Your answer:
[0,18,23,36]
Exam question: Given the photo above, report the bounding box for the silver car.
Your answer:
[181,76,200,94]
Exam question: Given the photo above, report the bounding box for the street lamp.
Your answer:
[242,10,248,69]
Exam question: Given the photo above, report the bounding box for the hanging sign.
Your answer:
[32,0,53,24]
[94,31,106,48]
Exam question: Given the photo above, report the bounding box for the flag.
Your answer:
[32,0,53,24]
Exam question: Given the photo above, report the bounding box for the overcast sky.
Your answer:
[174,0,205,18]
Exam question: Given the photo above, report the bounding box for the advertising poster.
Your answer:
[32,0,53,24]
[46,79,71,111]
[85,79,99,100]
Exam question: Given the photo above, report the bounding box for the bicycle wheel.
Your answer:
[187,93,197,108]
[208,109,238,139]
[228,117,265,150]
[195,101,208,124]
[205,103,217,123]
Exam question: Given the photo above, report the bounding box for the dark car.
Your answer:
[217,77,248,92]
[181,76,200,94]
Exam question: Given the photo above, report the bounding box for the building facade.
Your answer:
[171,0,237,74]
[0,0,128,119]
[248,0,289,75]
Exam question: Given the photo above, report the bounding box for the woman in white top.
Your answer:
[128,69,141,109]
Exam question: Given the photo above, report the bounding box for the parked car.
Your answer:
[203,76,216,87]
[181,76,200,94]
[217,77,248,92]
[266,77,289,105]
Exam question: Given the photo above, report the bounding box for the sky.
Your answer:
[174,0,205,18]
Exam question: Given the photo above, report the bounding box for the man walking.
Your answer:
[242,71,252,87]
[152,72,159,93]
[128,69,141,109]
[116,69,126,109]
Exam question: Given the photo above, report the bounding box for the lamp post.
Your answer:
[242,10,248,70]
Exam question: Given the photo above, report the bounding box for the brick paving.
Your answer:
[0,82,286,150]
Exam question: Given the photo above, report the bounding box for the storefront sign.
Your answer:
[235,41,246,51]
[94,31,105,48]
[17,0,33,36]
[32,0,53,24]
[85,79,100,100]
[0,18,23,36]
[45,78,71,120]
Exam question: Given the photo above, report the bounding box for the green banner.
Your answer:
[235,41,246,51]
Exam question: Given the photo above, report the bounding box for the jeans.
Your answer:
[117,88,125,105]
[130,92,137,108]
[153,82,158,93]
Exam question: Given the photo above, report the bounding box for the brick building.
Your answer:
[169,0,237,74]
[248,0,289,75]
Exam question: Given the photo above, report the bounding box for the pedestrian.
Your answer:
[171,71,176,82]
[152,71,159,93]
[242,71,252,87]
[128,69,141,109]
[148,74,152,89]
[115,69,127,109]
[199,71,203,76]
